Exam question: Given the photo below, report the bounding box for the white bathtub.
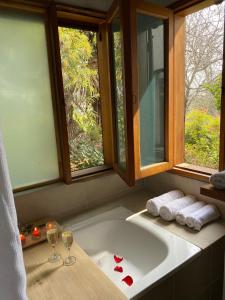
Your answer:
[65,207,201,299]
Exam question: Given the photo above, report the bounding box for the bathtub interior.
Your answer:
[75,219,168,291]
[68,207,201,299]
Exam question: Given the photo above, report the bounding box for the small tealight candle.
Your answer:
[46,222,54,230]
[32,226,41,240]
[20,233,26,245]
[46,221,58,233]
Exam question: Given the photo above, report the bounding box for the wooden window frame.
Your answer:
[52,7,114,182]
[172,0,225,182]
[107,0,175,185]
[107,0,136,186]
[132,1,174,180]
[0,0,113,192]
[0,1,63,193]
[5,0,223,192]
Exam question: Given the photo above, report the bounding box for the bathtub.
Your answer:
[65,207,201,299]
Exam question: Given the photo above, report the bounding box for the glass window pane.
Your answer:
[0,10,59,189]
[111,17,127,170]
[58,27,104,173]
[184,3,224,172]
[137,14,165,167]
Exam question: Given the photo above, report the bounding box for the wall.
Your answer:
[15,170,225,225]
[15,172,143,224]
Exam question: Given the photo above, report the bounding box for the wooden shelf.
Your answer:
[200,184,225,202]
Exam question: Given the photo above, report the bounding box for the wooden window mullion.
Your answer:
[219,4,225,171]
[48,5,72,184]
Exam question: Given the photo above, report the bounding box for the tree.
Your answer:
[184,3,224,170]
[185,3,224,112]
[58,27,104,171]
[203,74,222,111]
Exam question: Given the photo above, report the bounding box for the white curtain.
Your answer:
[0,130,27,300]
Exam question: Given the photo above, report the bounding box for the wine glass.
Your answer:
[62,230,76,266]
[46,222,61,263]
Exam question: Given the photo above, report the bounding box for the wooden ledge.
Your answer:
[24,242,127,300]
[200,184,225,202]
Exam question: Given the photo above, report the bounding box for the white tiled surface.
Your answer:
[15,173,143,224]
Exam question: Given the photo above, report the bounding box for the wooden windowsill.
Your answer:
[71,165,113,182]
[200,184,225,202]
[168,165,211,183]
[13,179,60,194]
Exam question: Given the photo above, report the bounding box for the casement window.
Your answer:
[53,8,114,182]
[1,0,224,192]
[0,2,114,190]
[172,0,225,182]
[108,0,225,185]
[107,0,174,185]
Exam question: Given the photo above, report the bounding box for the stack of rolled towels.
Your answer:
[146,189,220,231]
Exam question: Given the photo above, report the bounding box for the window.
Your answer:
[54,10,113,182]
[108,0,174,185]
[58,26,105,174]
[2,0,224,192]
[110,16,127,171]
[0,8,59,190]
[173,1,225,180]
[184,3,224,173]
[0,2,113,191]
[137,14,165,167]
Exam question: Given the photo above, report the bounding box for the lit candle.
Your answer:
[20,233,26,245]
[46,221,57,232]
[46,223,53,230]
[32,227,41,239]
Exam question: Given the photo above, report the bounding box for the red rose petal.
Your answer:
[114,255,123,263]
[114,266,123,273]
[122,275,133,286]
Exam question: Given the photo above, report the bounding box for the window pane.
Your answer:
[111,17,127,170]
[0,10,59,189]
[137,14,165,167]
[58,27,104,173]
[184,3,224,171]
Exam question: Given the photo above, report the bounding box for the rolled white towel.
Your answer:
[210,171,225,189]
[146,190,184,217]
[176,201,206,226]
[187,204,220,231]
[159,195,196,221]
[186,214,197,228]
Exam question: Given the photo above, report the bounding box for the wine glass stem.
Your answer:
[53,245,56,257]
[68,247,70,258]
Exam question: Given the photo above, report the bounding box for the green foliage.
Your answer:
[203,75,222,111]
[58,27,104,171]
[185,110,220,169]
[112,30,126,166]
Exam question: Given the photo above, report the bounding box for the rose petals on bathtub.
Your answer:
[114,266,123,273]
[114,255,123,263]
[122,275,133,286]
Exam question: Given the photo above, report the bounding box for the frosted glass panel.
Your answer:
[137,14,165,167]
[0,10,59,188]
